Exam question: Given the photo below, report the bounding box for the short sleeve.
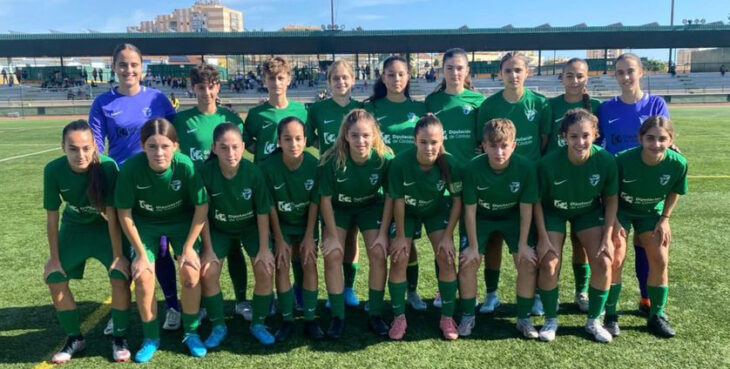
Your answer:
[88,99,107,154]
[317,160,334,197]
[449,160,463,197]
[243,113,256,148]
[601,154,619,197]
[229,111,249,146]
[537,159,550,199]
[43,163,61,211]
[476,100,490,143]
[671,160,689,196]
[388,159,404,199]
[461,165,477,205]
[539,99,552,135]
[253,168,272,215]
[187,165,208,206]
[520,162,539,204]
[305,107,317,146]
[102,160,120,207]
[114,164,135,210]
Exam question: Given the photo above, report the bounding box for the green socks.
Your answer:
[438,280,458,317]
[302,288,318,321]
[277,288,295,322]
[142,319,159,339]
[648,285,668,318]
[573,263,590,295]
[588,287,609,319]
[485,268,500,294]
[368,289,385,317]
[328,293,345,319]
[292,259,304,290]
[516,295,535,320]
[111,308,130,337]
[202,293,226,327]
[182,312,200,334]
[388,281,407,316]
[460,297,477,317]
[538,287,559,319]
[56,309,81,337]
[343,262,359,289]
[252,293,272,325]
[227,248,248,302]
[406,262,419,292]
[605,284,622,316]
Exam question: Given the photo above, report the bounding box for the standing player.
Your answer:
[611,116,687,338]
[306,59,362,309]
[387,114,462,340]
[548,58,602,313]
[172,64,252,321]
[115,119,208,361]
[535,108,618,343]
[364,55,427,311]
[44,120,132,363]
[89,44,181,333]
[262,117,324,341]
[244,57,307,163]
[198,123,276,346]
[476,52,551,314]
[318,109,393,338]
[458,118,540,339]
[425,48,485,308]
[599,53,670,316]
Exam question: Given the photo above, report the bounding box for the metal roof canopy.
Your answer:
[2,25,730,57]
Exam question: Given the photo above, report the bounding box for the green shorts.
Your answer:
[333,202,383,232]
[458,214,535,255]
[211,227,272,259]
[618,210,659,236]
[543,207,605,235]
[46,222,130,284]
[281,222,320,245]
[390,211,448,239]
[132,217,200,262]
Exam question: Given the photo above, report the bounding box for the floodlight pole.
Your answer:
[669,0,675,69]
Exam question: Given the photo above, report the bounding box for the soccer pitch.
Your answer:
[1,107,729,368]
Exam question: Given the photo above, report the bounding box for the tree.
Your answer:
[644,59,668,72]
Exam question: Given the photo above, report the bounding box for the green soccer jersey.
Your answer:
[244,100,308,163]
[546,95,601,153]
[306,98,361,154]
[318,150,391,208]
[425,89,485,167]
[538,145,618,218]
[363,98,426,154]
[616,147,688,216]
[200,158,272,233]
[477,88,551,161]
[462,153,538,219]
[388,147,462,218]
[173,106,245,167]
[115,152,207,224]
[43,155,119,225]
[260,151,319,229]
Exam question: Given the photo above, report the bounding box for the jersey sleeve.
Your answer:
[448,159,463,197]
[655,96,670,118]
[537,159,550,199]
[461,167,477,205]
[387,158,404,199]
[476,100,490,143]
[521,162,539,204]
[671,160,689,195]
[243,112,256,148]
[102,160,120,208]
[317,160,334,197]
[252,168,272,215]
[43,163,61,211]
[156,92,177,122]
[229,111,249,146]
[114,164,136,210]
[539,98,552,135]
[187,165,208,206]
[305,106,318,147]
[602,153,619,197]
[596,102,608,148]
[88,99,107,154]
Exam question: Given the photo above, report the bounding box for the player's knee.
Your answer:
[648,252,668,271]
[517,258,537,276]
[180,264,200,288]
[324,251,343,266]
[253,262,273,279]
[540,253,560,277]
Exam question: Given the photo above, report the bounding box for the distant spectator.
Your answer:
[92,68,98,81]
[170,92,180,111]
[721,64,727,77]
[1,68,6,84]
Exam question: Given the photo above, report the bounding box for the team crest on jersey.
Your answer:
[436,180,446,192]
[142,107,152,118]
[369,174,380,185]
[620,192,634,204]
[264,142,277,155]
[170,180,181,191]
[407,112,416,121]
[241,188,252,200]
[304,179,314,191]
[659,174,671,186]
[214,209,226,222]
[557,136,566,147]
[509,181,520,193]
[554,200,568,210]
[405,196,417,206]
[525,108,537,122]
[383,135,391,145]
[324,133,337,144]
[589,174,600,187]
[462,105,473,115]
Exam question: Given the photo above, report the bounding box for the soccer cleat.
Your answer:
[269,297,277,317]
[235,300,253,321]
[249,324,275,346]
[363,301,369,312]
[134,338,160,363]
[293,286,304,312]
[539,318,558,342]
[368,316,389,337]
[531,294,545,316]
[479,292,500,314]
[327,317,345,339]
[204,324,228,349]
[648,314,676,338]
[457,315,476,337]
[51,336,85,364]
[433,292,442,308]
[198,308,208,321]
[585,318,613,343]
[343,287,360,307]
[604,314,621,337]
[162,308,181,330]
[516,318,539,339]
[406,291,427,311]
[103,318,114,336]
[388,314,408,340]
[304,321,325,341]
[112,336,131,362]
[183,333,207,358]
[639,298,651,315]
[439,316,459,340]
[575,292,590,313]
[275,321,294,342]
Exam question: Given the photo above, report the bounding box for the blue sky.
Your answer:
[2,0,726,59]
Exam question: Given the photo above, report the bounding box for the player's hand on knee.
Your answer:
[43,257,66,281]
[110,255,130,280]
[200,249,220,278]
